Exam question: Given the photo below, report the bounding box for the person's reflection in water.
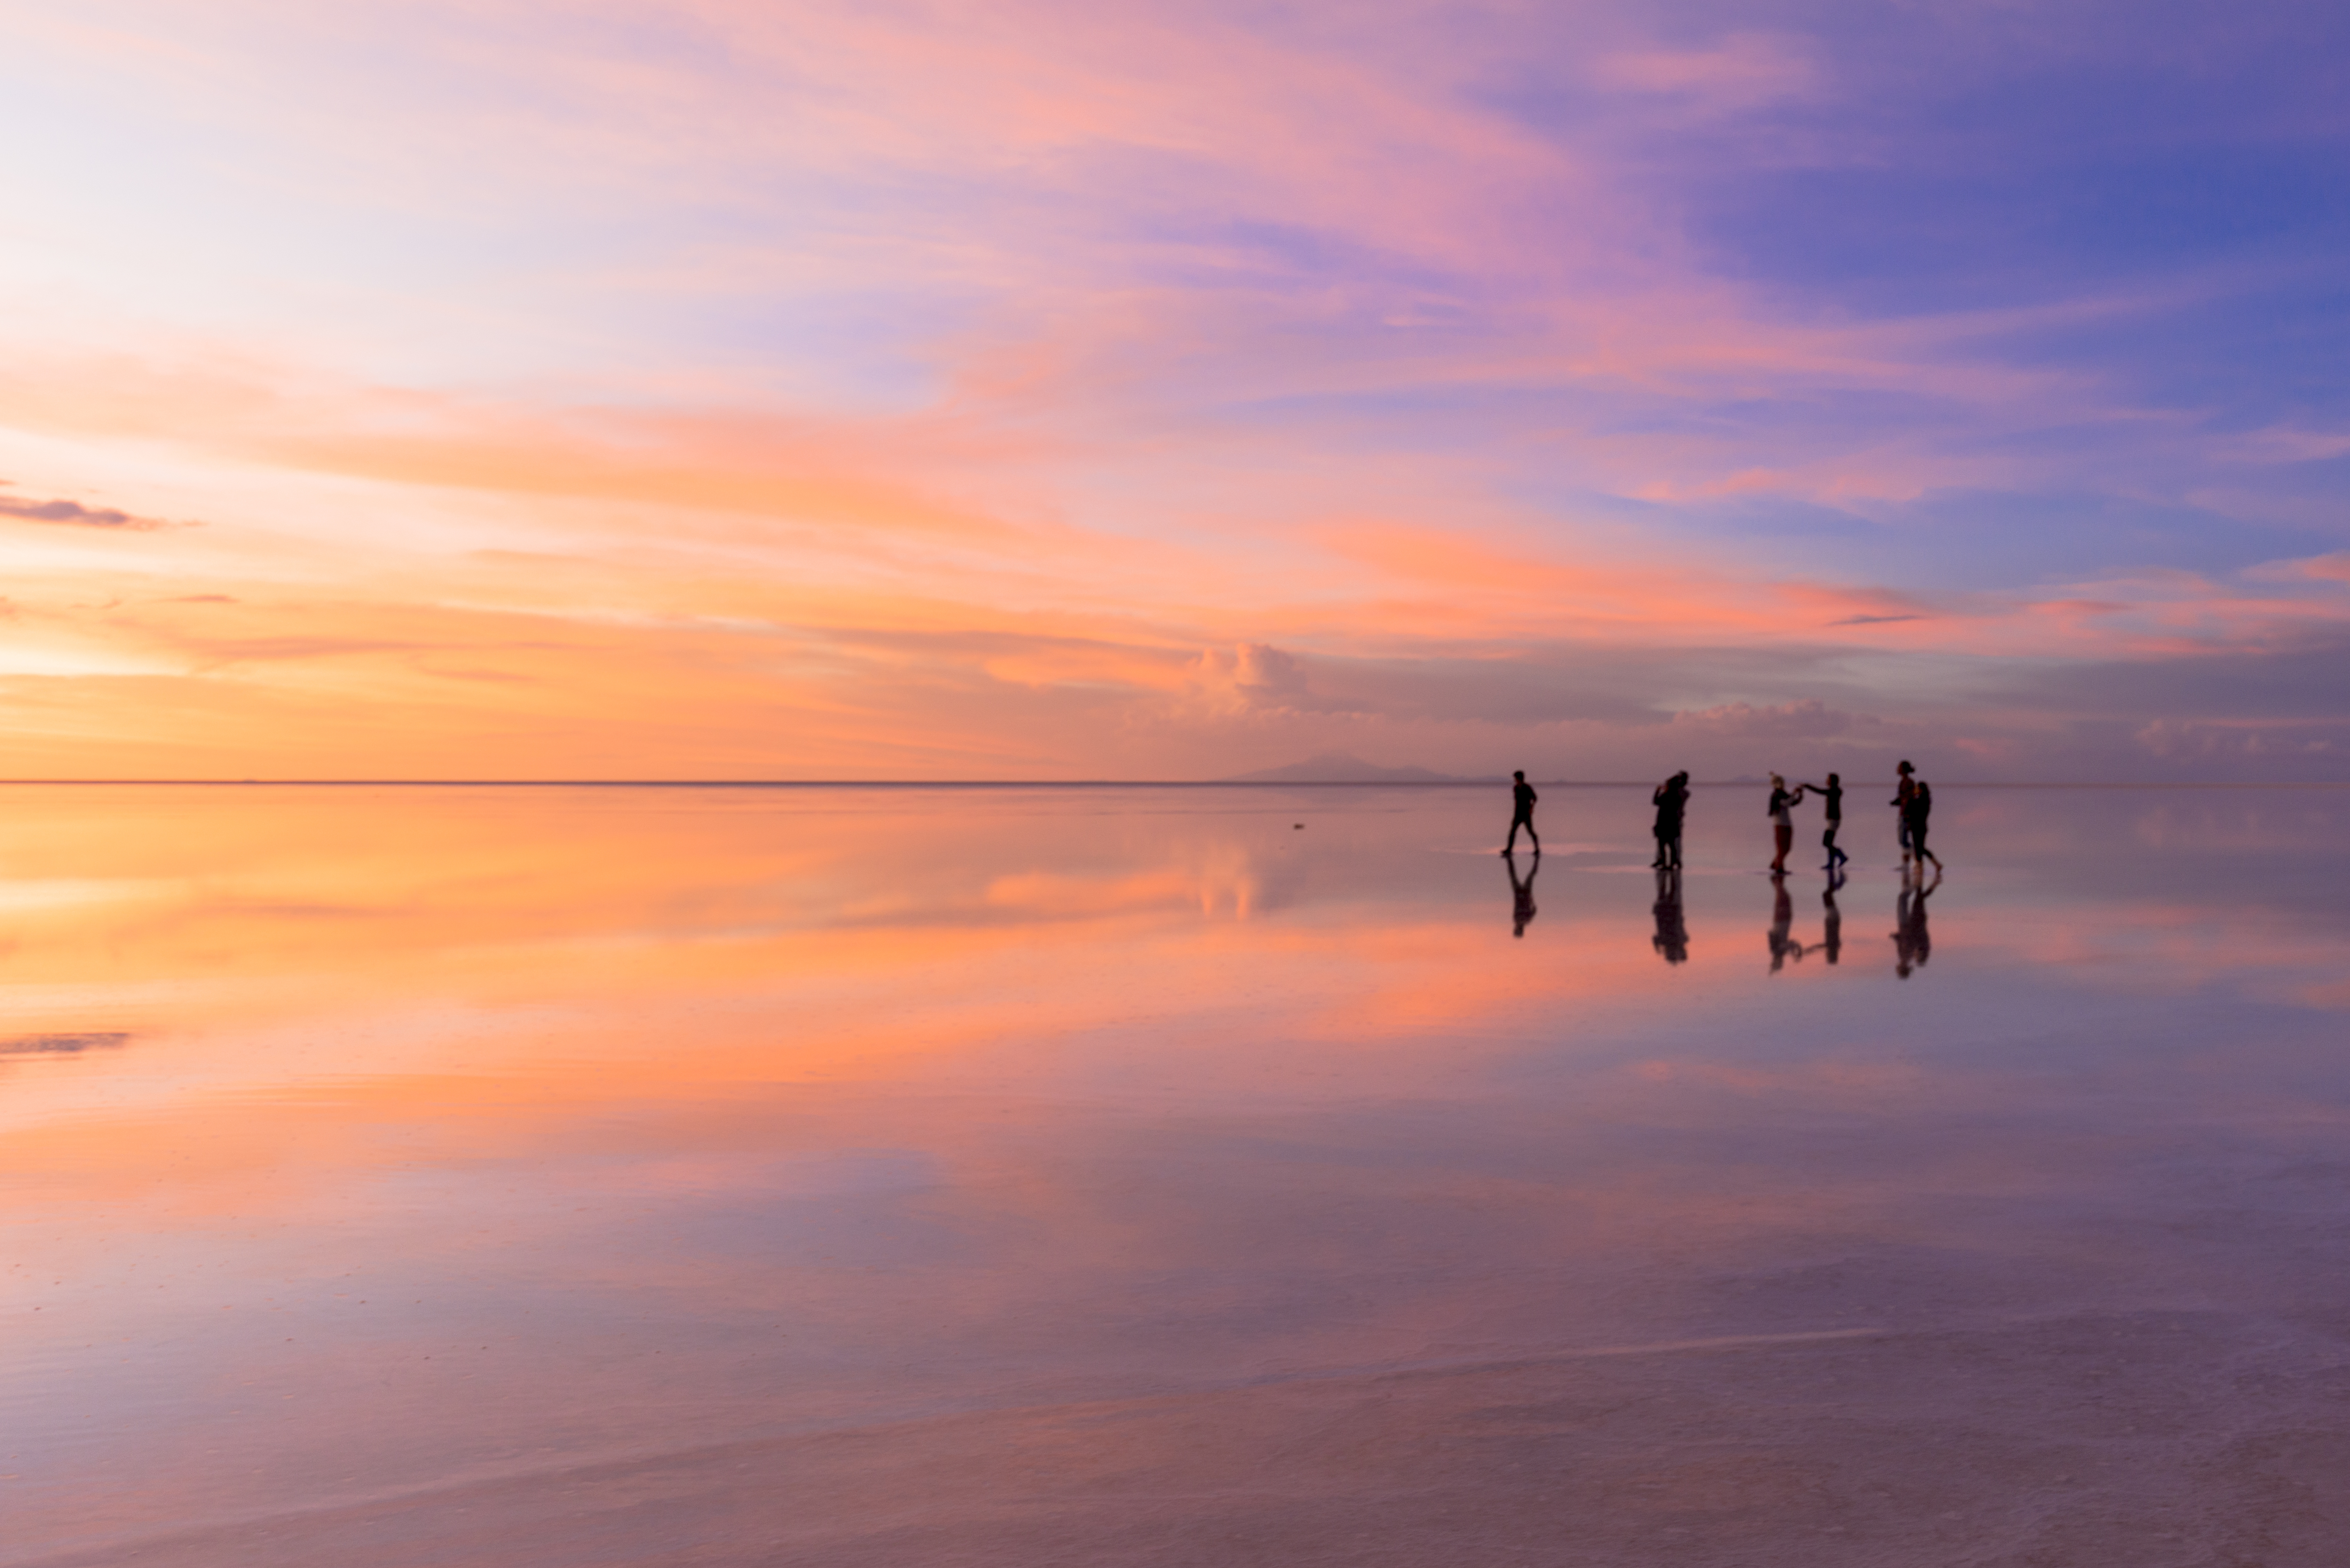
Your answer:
[1767,873,1801,973]
[1892,864,1940,978]
[1651,866,1689,965]
[1504,850,1539,937]
[1813,870,1844,964]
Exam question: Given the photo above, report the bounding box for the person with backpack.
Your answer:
[1903,771,1941,871]
[1651,771,1689,869]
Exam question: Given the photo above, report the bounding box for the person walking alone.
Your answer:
[1503,770,1540,856]
[1801,771,1848,870]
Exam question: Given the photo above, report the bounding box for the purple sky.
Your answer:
[0,0,2345,778]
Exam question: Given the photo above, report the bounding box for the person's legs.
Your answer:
[1668,832,1682,869]
[1773,823,1792,870]
[1914,820,1939,868]
[1504,816,1521,854]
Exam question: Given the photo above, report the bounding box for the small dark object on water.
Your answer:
[1293,823,1304,829]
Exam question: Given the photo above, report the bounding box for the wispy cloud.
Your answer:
[0,0,2344,778]
[0,489,169,530]
[0,1031,132,1055]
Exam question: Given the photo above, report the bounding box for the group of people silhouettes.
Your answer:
[1498,763,1945,975]
[1499,762,1942,877]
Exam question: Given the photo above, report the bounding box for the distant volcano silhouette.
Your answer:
[1225,752,1485,784]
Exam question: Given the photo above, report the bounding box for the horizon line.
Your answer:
[0,779,2342,790]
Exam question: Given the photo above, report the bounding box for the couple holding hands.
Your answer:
[1766,763,1938,875]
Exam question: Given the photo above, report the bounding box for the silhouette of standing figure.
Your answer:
[1651,866,1689,965]
[1767,773,1802,873]
[1503,770,1539,855]
[1651,771,1688,869]
[1505,851,1539,937]
[1904,772,1942,872]
[1891,864,1939,978]
[1891,760,1917,863]
[1802,772,1848,870]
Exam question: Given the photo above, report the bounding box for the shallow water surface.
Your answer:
[3,783,2348,1566]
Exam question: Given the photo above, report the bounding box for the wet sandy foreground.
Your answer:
[31,1310,2350,1567]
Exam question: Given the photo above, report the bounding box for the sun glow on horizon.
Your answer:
[3,1,2348,780]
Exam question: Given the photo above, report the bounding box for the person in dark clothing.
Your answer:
[1814,873,1844,964]
[1767,873,1800,972]
[1892,864,1939,977]
[1504,770,1539,855]
[1904,774,1941,871]
[1651,771,1688,869]
[1505,850,1538,937]
[1891,760,1917,861]
[1801,772,1848,869]
[1651,866,1689,965]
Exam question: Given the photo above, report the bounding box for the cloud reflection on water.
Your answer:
[2,784,2347,1565]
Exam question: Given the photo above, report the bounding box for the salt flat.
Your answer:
[3,783,2346,1566]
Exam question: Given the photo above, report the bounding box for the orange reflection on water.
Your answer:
[3,784,2348,1565]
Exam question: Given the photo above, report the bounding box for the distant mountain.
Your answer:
[1226,752,1482,784]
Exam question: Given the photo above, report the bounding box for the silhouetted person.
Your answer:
[1651,771,1688,869]
[1767,773,1801,873]
[1651,866,1689,965]
[1904,772,1941,871]
[1801,771,1848,870]
[1767,873,1800,972]
[1503,770,1539,855]
[1891,760,1917,862]
[1892,864,1939,978]
[1815,873,1844,964]
[1505,850,1539,937]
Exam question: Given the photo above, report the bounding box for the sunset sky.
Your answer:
[3,0,2347,780]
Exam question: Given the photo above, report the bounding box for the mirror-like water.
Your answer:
[4,784,2348,1566]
